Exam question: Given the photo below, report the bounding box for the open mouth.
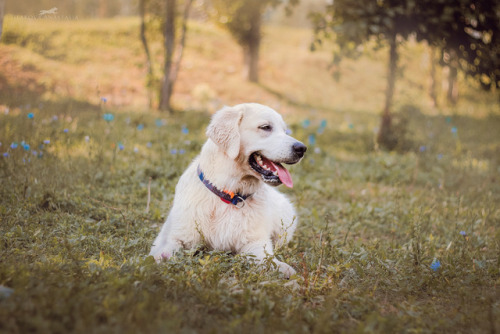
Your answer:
[249,153,294,188]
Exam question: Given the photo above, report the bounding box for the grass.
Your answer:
[1,15,499,333]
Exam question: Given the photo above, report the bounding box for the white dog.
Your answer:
[150,103,307,277]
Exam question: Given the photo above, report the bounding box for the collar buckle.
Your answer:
[233,195,246,209]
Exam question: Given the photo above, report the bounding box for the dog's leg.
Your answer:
[149,219,184,262]
[240,240,296,278]
[149,237,183,263]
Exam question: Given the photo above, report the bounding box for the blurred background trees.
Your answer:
[2,0,498,149]
[210,0,297,83]
[139,0,193,112]
[5,0,136,17]
[311,0,500,150]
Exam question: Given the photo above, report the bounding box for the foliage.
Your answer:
[413,0,500,90]
[310,0,500,151]
[311,0,500,91]
[210,0,293,46]
[210,0,298,82]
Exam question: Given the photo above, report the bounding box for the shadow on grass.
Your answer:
[257,82,338,112]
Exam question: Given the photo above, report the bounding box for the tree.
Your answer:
[311,0,418,150]
[211,0,297,83]
[139,0,153,108]
[141,0,193,112]
[311,0,500,150]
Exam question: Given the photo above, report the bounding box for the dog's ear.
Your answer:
[206,106,243,159]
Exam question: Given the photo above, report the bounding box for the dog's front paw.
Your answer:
[151,251,171,264]
[276,261,296,278]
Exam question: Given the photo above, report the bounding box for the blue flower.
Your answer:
[473,259,484,268]
[118,143,124,151]
[155,119,164,127]
[103,113,114,122]
[137,124,144,131]
[22,143,30,151]
[27,112,34,119]
[302,119,311,128]
[419,145,426,152]
[179,149,186,155]
[348,123,354,130]
[308,134,316,146]
[430,260,441,271]
[63,129,69,133]
[170,149,178,155]
[101,97,108,103]
[459,231,467,236]
[181,126,189,134]
[2,152,9,157]
[43,139,50,145]
[32,150,38,156]
[10,142,18,149]
[451,127,457,134]
[320,119,327,128]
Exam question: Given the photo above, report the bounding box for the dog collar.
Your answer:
[197,165,251,208]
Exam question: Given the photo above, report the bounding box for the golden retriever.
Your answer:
[150,103,307,277]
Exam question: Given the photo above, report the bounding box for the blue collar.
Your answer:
[197,165,251,208]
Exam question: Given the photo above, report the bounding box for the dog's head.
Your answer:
[206,103,307,188]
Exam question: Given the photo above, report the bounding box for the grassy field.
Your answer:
[1,16,499,333]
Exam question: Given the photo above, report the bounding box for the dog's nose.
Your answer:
[292,142,307,158]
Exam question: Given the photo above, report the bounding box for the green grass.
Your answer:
[1,15,500,334]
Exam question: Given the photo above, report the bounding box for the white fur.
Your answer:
[149,103,304,277]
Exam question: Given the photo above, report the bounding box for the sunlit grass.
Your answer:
[1,98,499,333]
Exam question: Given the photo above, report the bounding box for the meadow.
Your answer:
[0,16,499,333]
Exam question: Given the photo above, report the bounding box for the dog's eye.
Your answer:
[259,125,273,132]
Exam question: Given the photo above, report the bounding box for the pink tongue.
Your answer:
[270,161,293,188]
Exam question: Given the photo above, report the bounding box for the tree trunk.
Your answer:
[243,9,261,83]
[0,0,5,41]
[98,0,108,18]
[159,0,176,112]
[377,32,398,150]
[170,0,193,86]
[429,47,438,108]
[447,50,458,105]
[139,0,153,109]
